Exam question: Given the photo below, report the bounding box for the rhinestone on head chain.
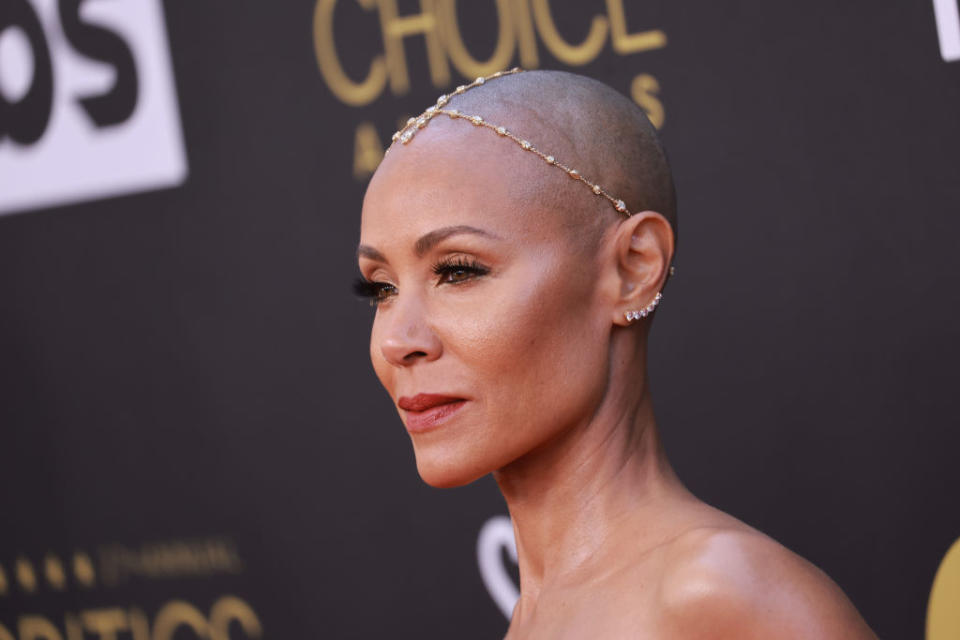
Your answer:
[387,67,633,219]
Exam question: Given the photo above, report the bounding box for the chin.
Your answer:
[413,449,493,489]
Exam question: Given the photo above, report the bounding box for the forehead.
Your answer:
[360,125,566,249]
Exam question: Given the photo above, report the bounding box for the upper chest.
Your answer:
[503,571,671,640]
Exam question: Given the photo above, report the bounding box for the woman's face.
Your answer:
[358,133,614,487]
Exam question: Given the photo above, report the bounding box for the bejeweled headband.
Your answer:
[388,67,633,219]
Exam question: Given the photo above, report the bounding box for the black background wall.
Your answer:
[1,1,958,638]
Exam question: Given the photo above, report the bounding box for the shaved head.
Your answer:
[380,70,677,252]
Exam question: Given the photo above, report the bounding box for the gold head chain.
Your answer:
[387,67,633,219]
[385,67,677,299]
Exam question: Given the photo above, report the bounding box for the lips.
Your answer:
[397,394,467,432]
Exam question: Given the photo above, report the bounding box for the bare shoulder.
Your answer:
[653,525,877,639]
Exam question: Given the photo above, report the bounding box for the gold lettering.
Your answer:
[530,0,607,66]
[43,555,66,591]
[152,602,209,640]
[510,0,539,68]
[631,73,664,129]
[209,596,262,640]
[376,0,450,93]
[64,615,83,640]
[0,623,14,640]
[15,558,37,593]
[18,617,63,640]
[72,552,95,588]
[354,122,385,179]
[436,0,515,78]
[605,0,666,54]
[128,609,150,640]
[81,610,127,640]
[314,0,388,106]
[928,536,960,640]
[0,563,7,596]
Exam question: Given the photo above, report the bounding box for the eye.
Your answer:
[353,277,397,306]
[432,257,490,285]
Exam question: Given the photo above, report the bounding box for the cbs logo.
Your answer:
[0,0,186,216]
[1,0,137,145]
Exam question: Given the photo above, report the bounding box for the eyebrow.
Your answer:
[357,225,500,262]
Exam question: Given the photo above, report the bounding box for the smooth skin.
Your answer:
[357,71,877,639]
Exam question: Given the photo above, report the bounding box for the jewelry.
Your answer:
[387,68,633,219]
[387,69,677,307]
[625,292,662,322]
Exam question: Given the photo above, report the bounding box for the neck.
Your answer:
[493,346,689,613]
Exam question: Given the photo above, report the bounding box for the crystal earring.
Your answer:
[625,292,663,322]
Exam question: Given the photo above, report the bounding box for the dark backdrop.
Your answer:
[1,1,958,638]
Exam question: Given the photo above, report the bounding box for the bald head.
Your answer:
[377,70,677,251]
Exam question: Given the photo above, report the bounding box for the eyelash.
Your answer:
[432,256,490,282]
[352,278,396,306]
[354,257,490,306]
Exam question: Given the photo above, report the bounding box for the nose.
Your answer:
[377,295,442,367]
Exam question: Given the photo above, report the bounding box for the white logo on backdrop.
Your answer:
[933,0,960,61]
[477,515,519,620]
[0,0,186,216]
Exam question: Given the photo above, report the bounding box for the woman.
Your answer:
[355,69,876,639]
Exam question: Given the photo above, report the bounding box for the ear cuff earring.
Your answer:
[625,292,663,323]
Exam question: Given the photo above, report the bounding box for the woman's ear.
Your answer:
[609,211,674,326]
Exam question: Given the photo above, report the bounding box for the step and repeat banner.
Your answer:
[1,1,959,638]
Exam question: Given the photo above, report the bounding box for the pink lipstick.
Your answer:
[397,394,467,433]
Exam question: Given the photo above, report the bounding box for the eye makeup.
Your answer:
[353,278,397,306]
[354,256,491,307]
[431,256,490,284]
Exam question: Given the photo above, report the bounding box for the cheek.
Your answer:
[446,257,609,443]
